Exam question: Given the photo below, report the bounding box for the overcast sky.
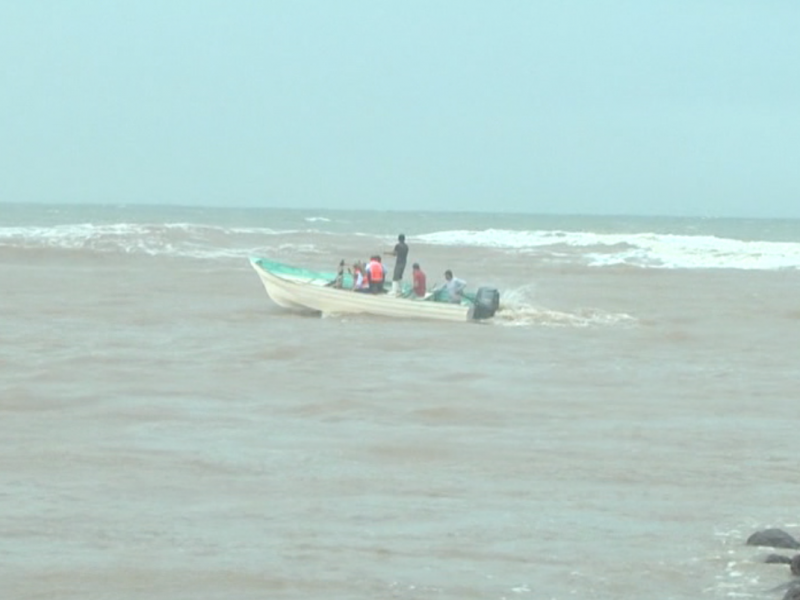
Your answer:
[1,1,798,217]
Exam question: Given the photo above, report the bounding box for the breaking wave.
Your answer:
[0,222,327,260]
[2,221,800,270]
[416,229,800,270]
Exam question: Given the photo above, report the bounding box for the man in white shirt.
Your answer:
[441,269,466,303]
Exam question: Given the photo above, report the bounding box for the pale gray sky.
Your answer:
[1,1,798,217]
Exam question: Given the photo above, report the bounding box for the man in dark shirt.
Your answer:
[387,233,409,295]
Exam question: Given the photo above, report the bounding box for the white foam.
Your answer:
[416,229,800,270]
[0,223,324,260]
[4,222,800,270]
[492,305,638,328]
[490,285,638,328]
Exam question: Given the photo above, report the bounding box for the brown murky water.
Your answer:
[2,210,799,599]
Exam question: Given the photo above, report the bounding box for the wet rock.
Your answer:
[792,554,800,577]
[782,583,800,600]
[766,554,793,565]
[747,529,800,550]
[772,556,800,598]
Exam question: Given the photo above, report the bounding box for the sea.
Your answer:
[1,203,799,600]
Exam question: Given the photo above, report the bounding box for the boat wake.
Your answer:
[493,305,638,328]
[491,285,637,328]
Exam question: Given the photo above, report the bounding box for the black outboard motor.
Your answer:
[473,287,500,319]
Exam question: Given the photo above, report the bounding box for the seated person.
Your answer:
[412,263,426,297]
[351,261,369,292]
[365,255,386,294]
[328,259,346,288]
[441,269,466,303]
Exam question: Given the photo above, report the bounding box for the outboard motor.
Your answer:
[473,287,500,319]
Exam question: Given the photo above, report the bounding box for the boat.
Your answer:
[249,257,500,323]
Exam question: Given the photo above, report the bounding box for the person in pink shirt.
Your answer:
[350,261,369,292]
[412,263,427,297]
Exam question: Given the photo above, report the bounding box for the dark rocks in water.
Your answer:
[747,529,800,550]
[767,554,794,565]
[783,583,800,600]
[751,534,800,598]
[772,556,800,599]
[792,554,800,577]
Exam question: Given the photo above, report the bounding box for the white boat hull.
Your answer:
[250,259,474,322]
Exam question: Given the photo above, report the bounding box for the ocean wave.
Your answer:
[416,229,800,270]
[0,222,326,260]
[3,222,800,270]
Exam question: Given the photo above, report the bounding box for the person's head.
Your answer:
[339,259,345,267]
[444,269,453,280]
[398,233,405,242]
[412,262,420,271]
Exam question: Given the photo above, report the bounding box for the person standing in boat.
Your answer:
[412,263,426,297]
[386,233,409,296]
[365,255,385,294]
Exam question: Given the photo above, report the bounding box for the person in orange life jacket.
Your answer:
[412,263,426,297]
[365,255,386,294]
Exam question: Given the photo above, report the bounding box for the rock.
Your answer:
[792,554,800,577]
[747,529,800,549]
[766,554,793,565]
[783,583,800,600]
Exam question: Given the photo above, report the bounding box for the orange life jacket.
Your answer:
[367,260,383,283]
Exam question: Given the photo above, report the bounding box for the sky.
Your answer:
[1,1,798,218]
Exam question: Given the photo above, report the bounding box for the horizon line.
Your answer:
[1,200,797,222]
